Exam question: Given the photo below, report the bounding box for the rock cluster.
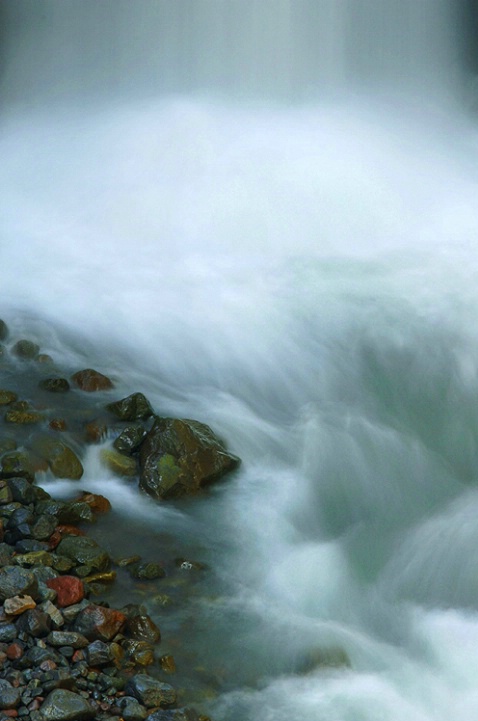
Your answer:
[0,321,235,721]
[0,479,205,721]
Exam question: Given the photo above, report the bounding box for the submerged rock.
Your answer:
[125,674,176,708]
[101,448,137,477]
[0,320,8,342]
[11,339,39,359]
[0,391,17,406]
[71,369,114,392]
[32,437,83,480]
[139,417,240,500]
[39,377,71,393]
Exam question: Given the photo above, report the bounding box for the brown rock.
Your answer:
[71,369,114,392]
[49,525,85,550]
[46,576,84,608]
[75,492,111,514]
[6,642,25,661]
[49,419,67,432]
[84,421,107,443]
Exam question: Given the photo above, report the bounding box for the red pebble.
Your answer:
[46,576,84,607]
[2,710,18,717]
[6,643,23,661]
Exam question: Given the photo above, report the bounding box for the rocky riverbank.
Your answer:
[0,319,241,721]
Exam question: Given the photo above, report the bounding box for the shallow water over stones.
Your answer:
[0,318,241,720]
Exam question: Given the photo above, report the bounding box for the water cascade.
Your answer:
[1,2,478,719]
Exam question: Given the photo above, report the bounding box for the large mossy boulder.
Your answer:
[139,417,240,500]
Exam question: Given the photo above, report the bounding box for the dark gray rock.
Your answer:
[114,424,147,455]
[85,639,113,666]
[0,679,21,709]
[7,477,36,505]
[124,674,176,709]
[0,622,18,642]
[0,566,38,600]
[15,607,51,637]
[38,378,70,393]
[39,688,95,720]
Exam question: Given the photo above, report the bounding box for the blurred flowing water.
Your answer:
[2,1,478,719]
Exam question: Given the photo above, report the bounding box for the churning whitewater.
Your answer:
[2,2,478,720]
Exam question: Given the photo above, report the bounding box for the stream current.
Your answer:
[2,2,478,719]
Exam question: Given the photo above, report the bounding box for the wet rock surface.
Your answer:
[0,318,235,721]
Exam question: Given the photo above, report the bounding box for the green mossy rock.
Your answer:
[101,448,137,477]
[0,391,17,406]
[139,417,240,500]
[4,409,43,424]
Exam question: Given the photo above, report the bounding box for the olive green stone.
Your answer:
[0,390,17,406]
[129,562,165,581]
[4,409,43,425]
[52,556,74,573]
[101,449,137,477]
[13,551,55,567]
[11,339,40,359]
[0,482,13,505]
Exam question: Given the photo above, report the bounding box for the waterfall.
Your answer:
[2,3,478,721]
[0,0,461,105]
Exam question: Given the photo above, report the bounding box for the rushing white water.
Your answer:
[2,2,478,720]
